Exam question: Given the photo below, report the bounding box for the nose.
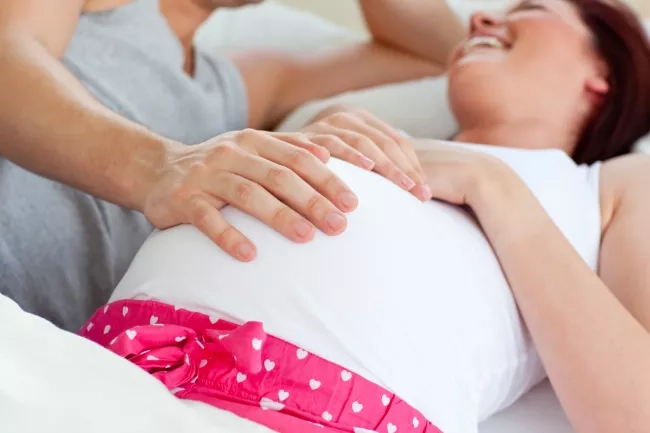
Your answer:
[469,11,500,34]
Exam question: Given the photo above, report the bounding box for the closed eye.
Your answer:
[508,0,549,15]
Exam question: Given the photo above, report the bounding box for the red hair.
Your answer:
[570,0,650,163]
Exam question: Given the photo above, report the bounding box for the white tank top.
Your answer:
[111,141,602,433]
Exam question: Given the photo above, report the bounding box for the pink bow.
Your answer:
[109,321,267,390]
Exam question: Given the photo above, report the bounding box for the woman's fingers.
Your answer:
[187,195,257,261]
[270,132,331,164]
[306,130,376,170]
[354,111,428,181]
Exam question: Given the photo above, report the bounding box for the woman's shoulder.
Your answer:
[599,153,650,232]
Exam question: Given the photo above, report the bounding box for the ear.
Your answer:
[585,76,609,98]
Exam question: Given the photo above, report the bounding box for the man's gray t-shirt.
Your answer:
[0,0,248,330]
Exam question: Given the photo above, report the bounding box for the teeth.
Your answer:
[463,36,504,52]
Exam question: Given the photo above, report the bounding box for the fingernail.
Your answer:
[327,213,346,231]
[359,155,375,170]
[339,191,358,210]
[416,184,432,201]
[237,243,254,260]
[399,173,416,190]
[294,219,314,238]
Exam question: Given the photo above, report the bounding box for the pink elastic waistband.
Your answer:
[80,299,442,433]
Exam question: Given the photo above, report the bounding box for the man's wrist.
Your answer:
[110,134,182,213]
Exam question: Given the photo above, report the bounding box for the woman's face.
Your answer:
[448,0,609,136]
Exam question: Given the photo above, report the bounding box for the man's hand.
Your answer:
[300,107,432,201]
[142,129,358,262]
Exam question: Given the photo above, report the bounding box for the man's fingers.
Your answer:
[239,130,358,215]
[206,171,319,243]
[211,148,350,236]
[187,195,256,262]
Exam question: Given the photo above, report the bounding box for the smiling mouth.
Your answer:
[462,36,508,54]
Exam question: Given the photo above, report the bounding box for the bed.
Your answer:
[2,1,648,432]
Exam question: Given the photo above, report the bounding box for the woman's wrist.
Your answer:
[468,159,550,249]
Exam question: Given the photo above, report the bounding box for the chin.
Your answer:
[448,64,511,119]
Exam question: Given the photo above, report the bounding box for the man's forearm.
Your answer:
[359,0,466,67]
[0,32,178,210]
[234,41,443,130]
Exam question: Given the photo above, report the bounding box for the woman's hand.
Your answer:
[417,141,543,240]
[301,107,432,201]
[140,129,358,262]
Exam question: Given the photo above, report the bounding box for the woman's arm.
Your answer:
[359,0,466,67]
[418,145,650,433]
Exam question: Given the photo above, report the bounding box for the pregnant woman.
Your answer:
[80,1,650,433]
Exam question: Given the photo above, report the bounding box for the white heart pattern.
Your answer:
[126,330,137,340]
[196,340,205,349]
[387,423,397,433]
[103,325,111,335]
[264,359,275,371]
[252,338,263,351]
[341,370,352,382]
[199,359,208,368]
[278,390,289,402]
[218,334,229,340]
[174,336,186,343]
[381,394,391,406]
[296,348,308,360]
[170,387,184,395]
[146,355,159,361]
[260,398,285,411]
[110,337,118,346]
[86,322,93,332]
[122,306,128,317]
[236,372,247,383]
[309,379,321,390]
[150,315,158,325]
[209,315,219,324]
[352,401,363,413]
[104,305,109,314]
[322,412,333,422]
[412,417,420,428]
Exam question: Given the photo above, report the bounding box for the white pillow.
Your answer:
[0,294,273,433]
[195,1,362,53]
[276,76,459,141]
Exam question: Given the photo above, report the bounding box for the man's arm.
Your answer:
[0,0,178,210]
[230,43,442,130]
[359,0,467,67]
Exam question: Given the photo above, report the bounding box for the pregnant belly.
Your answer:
[111,159,539,433]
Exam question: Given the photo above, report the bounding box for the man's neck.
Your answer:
[159,0,215,75]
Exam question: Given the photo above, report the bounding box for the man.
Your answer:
[0,0,465,330]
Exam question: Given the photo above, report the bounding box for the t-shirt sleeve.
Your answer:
[193,48,249,132]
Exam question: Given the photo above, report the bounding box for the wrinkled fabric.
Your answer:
[81,300,443,433]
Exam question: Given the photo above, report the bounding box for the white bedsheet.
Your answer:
[479,381,575,433]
